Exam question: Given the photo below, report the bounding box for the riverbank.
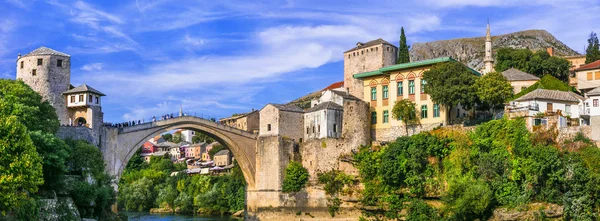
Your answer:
[123,211,241,221]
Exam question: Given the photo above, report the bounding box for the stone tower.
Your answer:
[16,46,71,125]
[343,38,397,99]
[483,20,494,74]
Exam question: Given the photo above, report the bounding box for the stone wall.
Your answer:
[16,54,71,125]
[591,116,600,141]
[280,110,304,141]
[57,126,98,146]
[557,125,591,142]
[372,122,442,142]
[343,43,397,100]
[247,99,370,220]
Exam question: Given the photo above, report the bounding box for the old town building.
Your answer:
[502,68,540,94]
[214,149,232,167]
[219,110,260,133]
[259,104,304,141]
[353,57,480,141]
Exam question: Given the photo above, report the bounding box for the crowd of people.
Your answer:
[104,113,186,128]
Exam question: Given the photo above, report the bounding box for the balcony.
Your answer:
[580,107,590,117]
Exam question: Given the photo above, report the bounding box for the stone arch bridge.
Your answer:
[99,116,258,188]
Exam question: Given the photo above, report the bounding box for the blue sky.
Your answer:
[1,0,599,122]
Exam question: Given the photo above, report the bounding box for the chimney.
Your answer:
[356,42,364,47]
[17,53,21,59]
[546,47,554,57]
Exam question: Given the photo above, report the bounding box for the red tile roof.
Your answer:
[322,81,344,91]
[574,60,600,72]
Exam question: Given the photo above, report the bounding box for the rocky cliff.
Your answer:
[410,29,580,71]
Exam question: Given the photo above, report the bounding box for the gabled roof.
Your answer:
[353,57,481,79]
[515,88,583,103]
[574,60,600,72]
[587,87,600,96]
[219,110,258,121]
[306,101,343,112]
[215,149,230,156]
[62,84,106,96]
[330,90,360,101]
[157,141,178,148]
[322,81,344,91]
[22,46,70,58]
[502,68,540,81]
[344,38,396,53]
[266,103,304,113]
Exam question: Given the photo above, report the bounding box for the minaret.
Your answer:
[483,19,494,74]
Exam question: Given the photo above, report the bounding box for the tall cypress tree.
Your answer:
[585,31,600,64]
[397,27,410,64]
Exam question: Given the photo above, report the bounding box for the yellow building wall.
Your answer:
[361,66,447,133]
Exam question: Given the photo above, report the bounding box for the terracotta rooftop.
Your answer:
[574,60,600,72]
[344,38,396,53]
[22,46,70,58]
[502,68,540,81]
[322,81,344,91]
[515,88,583,102]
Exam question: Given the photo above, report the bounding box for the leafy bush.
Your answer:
[282,161,309,192]
[443,177,493,220]
[406,199,440,221]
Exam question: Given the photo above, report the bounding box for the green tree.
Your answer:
[494,48,570,82]
[28,131,70,191]
[208,144,226,159]
[586,31,600,64]
[162,133,173,142]
[397,27,410,64]
[0,79,59,134]
[192,132,215,144]
[172,131,185,143]
[392,99,419,135]
[422,62,478,125]
[120,177,156,211]
[156,184,178,213]
[474,72,513,116]
[0,115,44,215]
[282,161,309,192]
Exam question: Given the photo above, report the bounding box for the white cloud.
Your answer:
[5,0,27,8]
[183,34,204,46]
[81,63,103,71]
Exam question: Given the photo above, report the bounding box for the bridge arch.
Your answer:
[106,116,257,189]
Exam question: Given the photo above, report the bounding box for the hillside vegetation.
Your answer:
[355,118,600,220]
[410,30,579,71]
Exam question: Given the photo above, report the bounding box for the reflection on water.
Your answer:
[122,212,241,221]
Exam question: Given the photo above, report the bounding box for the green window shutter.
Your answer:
[397,81,403,96]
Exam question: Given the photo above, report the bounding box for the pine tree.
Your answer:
[585,31,600,64]
[397,27,410,64]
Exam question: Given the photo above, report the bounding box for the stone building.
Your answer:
[343,39,397,100]
[259,104,304,142]
[15,47,106,136]
[502,68,540,94]
[219,110,260,133]
[353,57,480,141]
[304,101,343,140]
[506,89,584,129]
[303,89,361,140]
[214,149,231,166]
[63,84,105,132]
[16,47,71,125]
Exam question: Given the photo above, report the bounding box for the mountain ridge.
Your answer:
[410,29,580,71]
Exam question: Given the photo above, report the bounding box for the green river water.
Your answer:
[122,212,241,221]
